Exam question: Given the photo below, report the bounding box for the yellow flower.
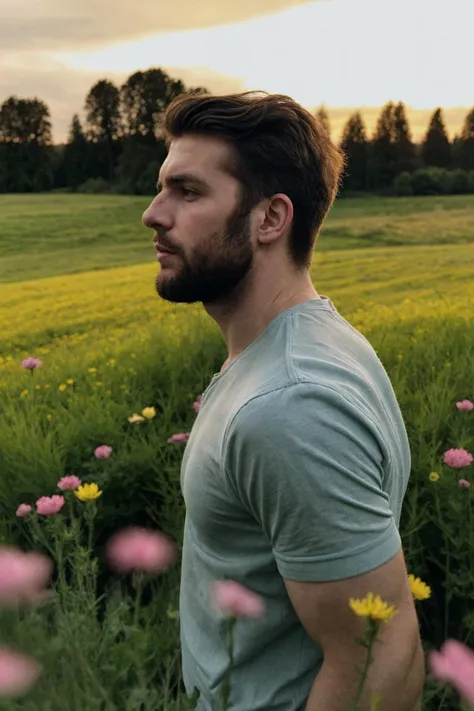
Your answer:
[20,389,29,398]
[88,367,97,374]
[141,407,156,420]
[58,384,67,392]
[74,483,103,502]
[107,359,116,366]
[429,471,440,482]
[35,384,41,390]
[408,574,431,601]
[46,414,53,421]
[66,379,74,385]
[349,592,398,623]
[128,413,145,424]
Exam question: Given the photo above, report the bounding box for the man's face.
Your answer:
[142,135,254,305]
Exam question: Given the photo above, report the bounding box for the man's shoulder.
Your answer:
[225,379,363,442]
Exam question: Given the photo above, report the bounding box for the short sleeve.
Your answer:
[222,382,401,582]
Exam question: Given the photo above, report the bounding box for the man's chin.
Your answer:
[155,278,199,304]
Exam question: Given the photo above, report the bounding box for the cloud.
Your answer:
[0,0,316,51]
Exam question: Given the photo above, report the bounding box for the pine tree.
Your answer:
[393,102,416,174]
[315,106,331,137]
[63,114,89,189]
[421,108,451,168]
[370,101,397,188]
[339,112,369,191]
[459,107,474,171]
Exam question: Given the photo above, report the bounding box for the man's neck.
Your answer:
[204,267,319,367]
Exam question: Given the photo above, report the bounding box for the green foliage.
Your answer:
[393,172,413,196]
[0,497,195,711]
[411,169,449,196]
[451,169,471,195]
[394,169,474,196]
[77,177,112,194]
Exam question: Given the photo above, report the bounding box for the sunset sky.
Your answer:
[1,0,472,144]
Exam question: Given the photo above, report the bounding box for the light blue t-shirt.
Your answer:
[179,296,411,711]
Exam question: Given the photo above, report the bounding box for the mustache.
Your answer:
[153,234,179,253]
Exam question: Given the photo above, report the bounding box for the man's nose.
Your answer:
[142,197,172,231]
[142,200,157,229]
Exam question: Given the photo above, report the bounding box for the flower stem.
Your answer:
[350,619,379,711]
[84,503,96,556]
[133,573,144,628]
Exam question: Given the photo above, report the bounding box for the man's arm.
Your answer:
[284,548,426,711]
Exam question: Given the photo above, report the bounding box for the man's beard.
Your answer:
[155,203,253,305]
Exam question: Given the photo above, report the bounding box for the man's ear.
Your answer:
[256,193,293,246]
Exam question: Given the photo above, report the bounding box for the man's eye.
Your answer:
[182,188,197,198]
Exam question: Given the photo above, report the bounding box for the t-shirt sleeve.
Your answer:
[222,382,402,582]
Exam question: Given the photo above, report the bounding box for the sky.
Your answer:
[1,0,472,144]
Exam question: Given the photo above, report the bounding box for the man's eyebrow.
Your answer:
[156,173,211,190]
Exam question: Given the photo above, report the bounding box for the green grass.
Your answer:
[1,193,474,284]
[0,193,473,710]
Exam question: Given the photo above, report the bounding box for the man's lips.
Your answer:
[154,241,174,252]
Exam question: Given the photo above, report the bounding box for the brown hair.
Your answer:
[163,90,344,269]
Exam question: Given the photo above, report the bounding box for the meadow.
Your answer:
[0,193,473,710]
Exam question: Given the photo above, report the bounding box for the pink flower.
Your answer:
[167,432,190,444]
[459,479,471,489]
[21,358,42,371]
[36,495,65,516]
[443,448,473,468]
[429,639,474,706]
[106,527,176,575]
[456,400,474,412]
[192,395,202,414]
[15,504,32,518]
[0,547,52,608]
[94,445,113,459]
[57,475,82,491]
[210,580,265,619]
[0,647,41,697]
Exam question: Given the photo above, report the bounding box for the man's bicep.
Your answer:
[224,383,398,580]
[283,547,419,663]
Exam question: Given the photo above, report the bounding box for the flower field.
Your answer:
[0,193,473,709]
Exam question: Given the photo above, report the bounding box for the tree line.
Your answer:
[0,66,473,196]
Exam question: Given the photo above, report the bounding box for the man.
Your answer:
[142,91,425,711]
